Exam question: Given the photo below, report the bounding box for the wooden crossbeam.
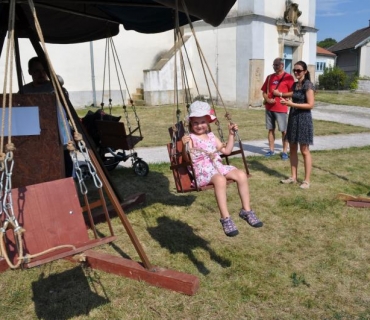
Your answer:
[78,250,200,296]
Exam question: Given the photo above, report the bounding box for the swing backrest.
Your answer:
[81,109,142,150]
[95,120,143,150]
[167,121,238,193]
[0,93,66,188]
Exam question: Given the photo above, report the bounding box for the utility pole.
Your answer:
[90,41,97,107]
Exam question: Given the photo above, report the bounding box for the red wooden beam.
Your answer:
[0,258,9,272]
[25,236,116,268]
[81,250,199,296]
[346,200,370,208]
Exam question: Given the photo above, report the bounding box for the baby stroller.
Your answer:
[80,109,149,177]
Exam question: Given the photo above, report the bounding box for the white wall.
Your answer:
[315,55,335,82]
[0,26,173,107]
[359,44,370,78]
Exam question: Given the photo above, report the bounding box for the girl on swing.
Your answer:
[182,101,263,237]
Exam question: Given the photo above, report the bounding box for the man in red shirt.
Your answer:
[261,58,294,160]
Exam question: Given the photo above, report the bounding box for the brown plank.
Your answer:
[0,94,65,188]
[0,258,9,273]
[346,200,370,208]
[337,193,370,203]
[4,178,90,266]
[82,250,199,296]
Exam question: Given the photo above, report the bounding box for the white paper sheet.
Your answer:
[0,107,40,136]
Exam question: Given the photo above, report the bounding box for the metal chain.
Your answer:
[2,150,21,233]
[70,150,88,195]
[77,140,103,189]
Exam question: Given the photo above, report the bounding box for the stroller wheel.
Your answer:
[133,160,149,176]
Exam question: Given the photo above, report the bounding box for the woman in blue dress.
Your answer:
[277,61,315,189]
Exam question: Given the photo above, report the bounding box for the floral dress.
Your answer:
[286,79,315,145]
[189,132,236,187]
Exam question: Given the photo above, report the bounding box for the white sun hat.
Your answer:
[188,101,217,123]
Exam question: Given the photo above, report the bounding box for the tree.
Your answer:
[317,38,337,49]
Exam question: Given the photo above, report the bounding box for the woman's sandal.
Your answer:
[300,181,310,189]
[281,177,297,184]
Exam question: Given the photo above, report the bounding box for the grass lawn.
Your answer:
[316,91,370,108]
[76,90,370,148]
[1,146,370,319]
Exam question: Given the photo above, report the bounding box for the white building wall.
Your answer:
[359,44,370,77]
[1,26,174,107]
[315,55,335,82]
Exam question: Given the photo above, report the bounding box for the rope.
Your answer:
[27,0,76,137]
[1,0,16,154]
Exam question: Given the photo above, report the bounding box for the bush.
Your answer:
[347,72,359,91]
[318,67,347,90]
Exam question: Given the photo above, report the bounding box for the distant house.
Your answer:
[329,22,370,78]
[315,46,336,83]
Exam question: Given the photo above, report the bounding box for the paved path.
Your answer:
[126,103,370,165]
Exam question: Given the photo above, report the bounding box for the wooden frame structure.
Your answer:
[0,92,199,296]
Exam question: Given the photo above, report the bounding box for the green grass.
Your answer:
[1,146,370,319]
[316,91,370,108]
[76,91,370,148]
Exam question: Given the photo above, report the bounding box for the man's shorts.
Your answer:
[265,110,287,132]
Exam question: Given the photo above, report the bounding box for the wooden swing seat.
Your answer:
[167,140,242,193]
[2,177,116,269]
[95,120,143,150]
[167,121,250,193]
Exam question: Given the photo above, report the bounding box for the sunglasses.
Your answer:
[293,69,304,73]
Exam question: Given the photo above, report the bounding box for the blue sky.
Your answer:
[316,0,370,41]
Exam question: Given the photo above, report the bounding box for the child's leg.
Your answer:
[212,174,239,237]
[225,169,251,211]
[210,174,230,219]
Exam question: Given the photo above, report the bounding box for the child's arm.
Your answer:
[181,135,193,162]
[217,123,237,155]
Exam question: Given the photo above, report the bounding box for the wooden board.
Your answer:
[82,250,200,296]
[0,94,65,188]
[3,178,93,267]
[337,193,370,203]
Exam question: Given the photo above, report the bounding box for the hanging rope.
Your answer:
[0,0,25,269]
[27,0,102,193]
[99,36,143,165]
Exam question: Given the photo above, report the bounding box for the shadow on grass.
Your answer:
[147,216,231,275]
[32,266,109,320]
[110,167,197,209]
[311,162,370,190]
[247,158,287,179]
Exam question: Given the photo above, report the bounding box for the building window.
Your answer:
[284,46,293,73]
[316,62,326,71]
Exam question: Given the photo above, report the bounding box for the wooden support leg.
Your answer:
[81,250,199,296]
[66,100,153,270]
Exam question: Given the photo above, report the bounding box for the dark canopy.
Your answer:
[0,0,236,44]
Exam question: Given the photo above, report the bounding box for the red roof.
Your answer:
[317,46,336,56]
